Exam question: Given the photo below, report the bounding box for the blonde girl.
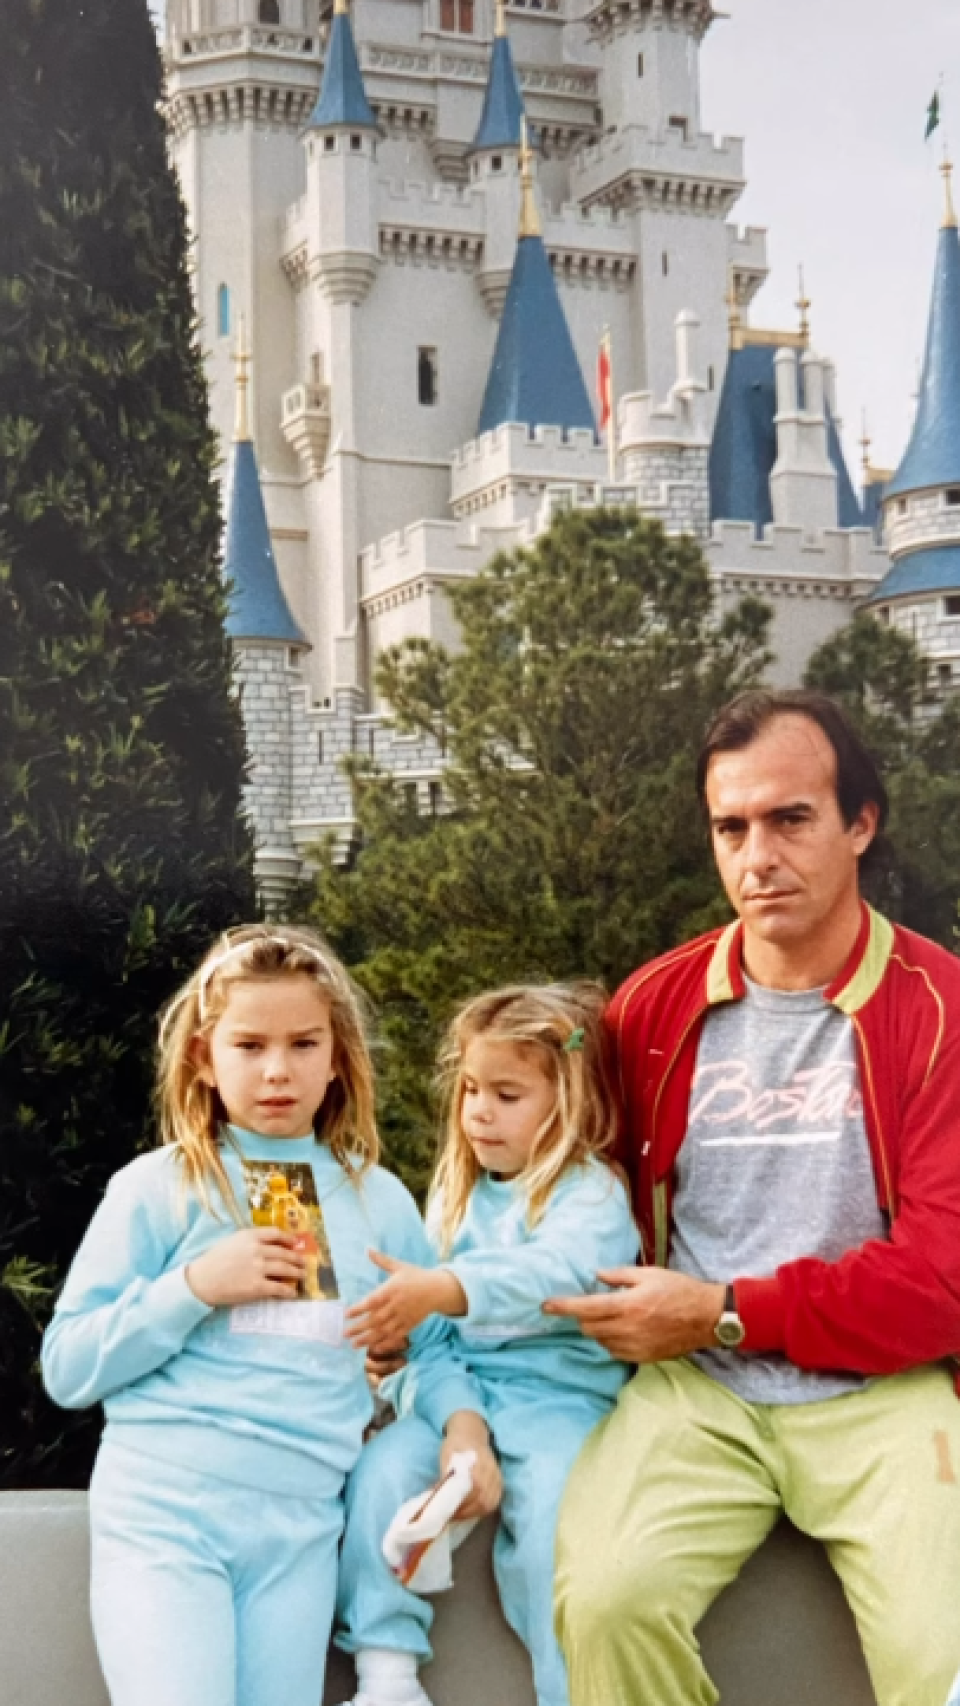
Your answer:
[334,982,639,1706]
[43,926,495,1706]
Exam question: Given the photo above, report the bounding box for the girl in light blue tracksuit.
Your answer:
[42,925,496,1706]
[337,982,639,1706]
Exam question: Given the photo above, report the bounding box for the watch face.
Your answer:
[715,1314,746,1349]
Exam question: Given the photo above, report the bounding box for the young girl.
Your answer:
[335,982,639,1706]
[42,925,497,1706]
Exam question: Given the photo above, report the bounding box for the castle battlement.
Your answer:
[382,179,480,211]
[574,125,745,179]
[543,201,628,234]
[451,424,604,506]
[708,521,889,587]
[360,517,520,593]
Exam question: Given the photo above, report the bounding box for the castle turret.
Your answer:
[163,0,321,467]
[477,125,595,436]
[225,326,308,912]
[304,0,381,307]
[868,163,960,696]
[470,0,526,318]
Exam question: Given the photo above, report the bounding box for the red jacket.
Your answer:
[608,904,960,1379]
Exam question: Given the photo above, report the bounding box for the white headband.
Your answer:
[198,938,334,1019]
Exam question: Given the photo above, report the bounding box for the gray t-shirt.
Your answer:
[670,976,888,1404]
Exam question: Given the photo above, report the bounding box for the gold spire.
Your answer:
[859,410,871,477]
[233,314,251,444]
[494,0,507,37]
[941,157,958,229]
[796,265,811,344]
[518,118,541,239]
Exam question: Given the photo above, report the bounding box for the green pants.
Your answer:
[555,1359,960,1706]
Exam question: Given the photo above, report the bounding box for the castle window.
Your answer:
[944,595,960,617]
[324,134,336,152]
[418,346,438,406]
[668,115,688,139]
[310,350,322,384]
[350,134,362,151]
[708,365,715,391]
[258,0,280,21]
[429,780,442,816]
[661,251,669,276]
[439,0,474,31]
[217,284,231,338]
[637,53,644,77]
[938,663,952,689]
[491,154,503,172]
[945,487,960,506]
[896,498,908,516]
[403,782,418,814]
[317,731,324,763]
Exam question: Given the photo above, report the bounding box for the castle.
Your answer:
[162,0,960,906]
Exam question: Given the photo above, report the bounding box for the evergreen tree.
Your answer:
[309,509,770,1190]
[804,613,960,945]
[0,0,255,1486]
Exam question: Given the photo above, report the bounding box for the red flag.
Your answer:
[597,336,612,431]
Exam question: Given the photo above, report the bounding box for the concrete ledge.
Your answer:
[0,1492,876,1706]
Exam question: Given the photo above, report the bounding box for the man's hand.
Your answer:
[185,1228,306,1308]
[345,1251,467,1349]
[543,1267,726,1362]
[442,1410,502,1521]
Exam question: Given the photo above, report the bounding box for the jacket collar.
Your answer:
[704,902,894,1015]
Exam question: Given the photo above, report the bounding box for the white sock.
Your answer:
[354,1647,431,1706]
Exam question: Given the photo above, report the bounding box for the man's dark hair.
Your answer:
[695,689,889,833]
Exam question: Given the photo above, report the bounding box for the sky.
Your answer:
[151,0,960,473]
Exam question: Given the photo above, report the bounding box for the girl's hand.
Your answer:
[185,1228,306,1308]
[345,1252,467,1349]
[442,1410,502,1520]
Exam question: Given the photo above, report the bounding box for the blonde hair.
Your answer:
[431,982,618,1255]
[157,924,379,1217]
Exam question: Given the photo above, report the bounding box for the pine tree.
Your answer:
[0,0,255,1486]
[309,509,771,1191]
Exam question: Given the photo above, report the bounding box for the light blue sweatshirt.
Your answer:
[43,1128,482,1496]
[417,1158,639,1405]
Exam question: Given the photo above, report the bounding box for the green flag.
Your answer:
[926,90,941,140]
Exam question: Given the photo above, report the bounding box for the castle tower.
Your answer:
[477,124,595,436]
[164,0,321,468]
[868,163,960,697]
[470,0,525,318]
[224,326,308,913]
[569,0,760,421]
[297,0,382,696]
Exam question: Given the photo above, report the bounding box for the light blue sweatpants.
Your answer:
[89,1438,344,1706]
[335,1391,605,1706]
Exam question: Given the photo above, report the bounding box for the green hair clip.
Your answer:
[563,1026,585,1054]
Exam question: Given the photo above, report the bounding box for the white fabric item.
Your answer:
[381,1450,478,1592]
[338,1648,433,1706]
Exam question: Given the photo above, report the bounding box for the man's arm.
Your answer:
[543,1267,725,1362]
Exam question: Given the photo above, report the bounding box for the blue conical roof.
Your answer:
[887,223,960,497]
[477,236,595,436]
[866,544,960,603]
[471,34,524,152]
[307,6,377,131]
[224,440,306,644]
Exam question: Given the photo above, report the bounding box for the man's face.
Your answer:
[705,714,878,965]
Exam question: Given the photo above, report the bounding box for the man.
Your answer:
[546,689,960,1706]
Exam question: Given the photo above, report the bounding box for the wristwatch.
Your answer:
[713,1283,746,1350]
